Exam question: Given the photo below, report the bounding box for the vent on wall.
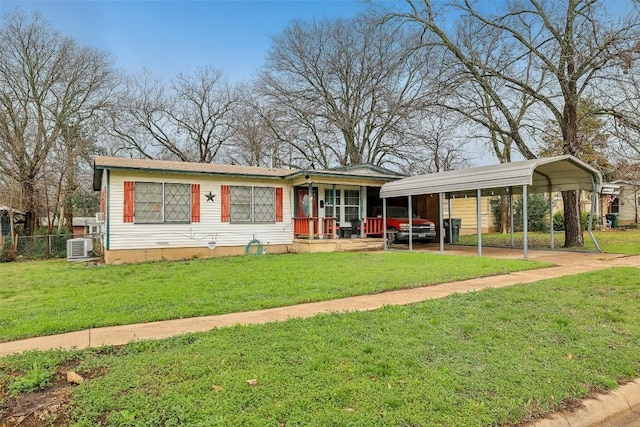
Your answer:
[95,212,105,223]
[67,238,93,260]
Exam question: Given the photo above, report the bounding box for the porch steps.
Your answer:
[292,238,384,254]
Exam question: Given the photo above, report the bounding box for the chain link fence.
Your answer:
[1,233,100,262]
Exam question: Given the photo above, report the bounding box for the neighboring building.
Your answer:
[0,206,25,239]
[93,157,403,264]
[604,180,639,226]
[72,217,101,238]
[441,197,497,235]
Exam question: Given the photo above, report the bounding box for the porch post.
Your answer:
[523,185,528,260]
[549,188,555,250]
[308,181,313,240]
[359,186,365,238]
[408,195,413,252]
[477,189,482,257]
[439,192,444,254]
[332,184,337,239]
[383,197,388,250]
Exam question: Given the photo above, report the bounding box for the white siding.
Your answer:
[618,186,638,224]
[107,171,294,250]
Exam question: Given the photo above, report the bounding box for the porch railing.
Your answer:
[293,217,337,238]
[364,217,384,237]
[293,217,384,239]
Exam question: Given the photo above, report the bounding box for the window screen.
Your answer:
[134,182,163,223]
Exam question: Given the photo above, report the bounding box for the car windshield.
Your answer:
[387,207,409,217]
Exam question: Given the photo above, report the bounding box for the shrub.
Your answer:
[8,362,52,396]
[553,212,598,231]
[493,194,550,232]
[553,212,565,231]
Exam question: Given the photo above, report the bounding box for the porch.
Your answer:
[292,236,385,253]
[293,217,385,239]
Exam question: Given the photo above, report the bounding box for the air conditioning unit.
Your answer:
[95,212,105,223]
[67,238,93,259]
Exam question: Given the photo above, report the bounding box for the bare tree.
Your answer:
[259,14,435,169]
[111,67,238,163]
[604,58,640,162]
[391,0,640,247]
[223,87,287,168]
[401,108,470,175]
[0,11,116,234]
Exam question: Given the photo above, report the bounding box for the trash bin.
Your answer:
[605,213,619,228]
[443,218,462,243]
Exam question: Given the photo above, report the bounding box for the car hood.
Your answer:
[388,216,434,224]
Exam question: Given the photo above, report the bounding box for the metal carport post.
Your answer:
[438,192,444,254]
[477,189,482,256]
[523,184,528,260]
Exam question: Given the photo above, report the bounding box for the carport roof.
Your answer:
[380,155,602,199]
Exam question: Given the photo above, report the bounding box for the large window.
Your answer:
[324,189,341,222]
[609,196,620,214]
[230,186,275,223]
[344,189,360,221]
[134,182,190,224]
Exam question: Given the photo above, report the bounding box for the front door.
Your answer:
[297,187,318,218]
[297,187,319,235]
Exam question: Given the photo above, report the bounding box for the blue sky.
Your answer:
[1,1,371,82]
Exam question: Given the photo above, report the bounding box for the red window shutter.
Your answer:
[191,184,200,223]
[123,181,134,223]
[221,185,230,222]
[275,187,283,222]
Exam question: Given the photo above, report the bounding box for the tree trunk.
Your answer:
[562,190,583,247]
[63,166,75,234]
[500,195,509,234]
[21,181,38,235]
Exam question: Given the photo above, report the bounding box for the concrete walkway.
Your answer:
[2,247,640,426]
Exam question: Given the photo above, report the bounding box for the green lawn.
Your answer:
[0,252,549,342]
[458,229,640,254]
[2,267,639,426]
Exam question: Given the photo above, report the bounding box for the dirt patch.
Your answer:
[0,362,108,427]
[0,370,73,427]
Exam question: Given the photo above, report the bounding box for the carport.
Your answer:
[379,155,603,259]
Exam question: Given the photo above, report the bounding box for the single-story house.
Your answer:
[93,157,404,264]
[0,206,25,238]
[442,197,497,235]
[604,180,639,226]
[72,217,101,237]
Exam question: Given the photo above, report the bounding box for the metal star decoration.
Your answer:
[206,191,216,202]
